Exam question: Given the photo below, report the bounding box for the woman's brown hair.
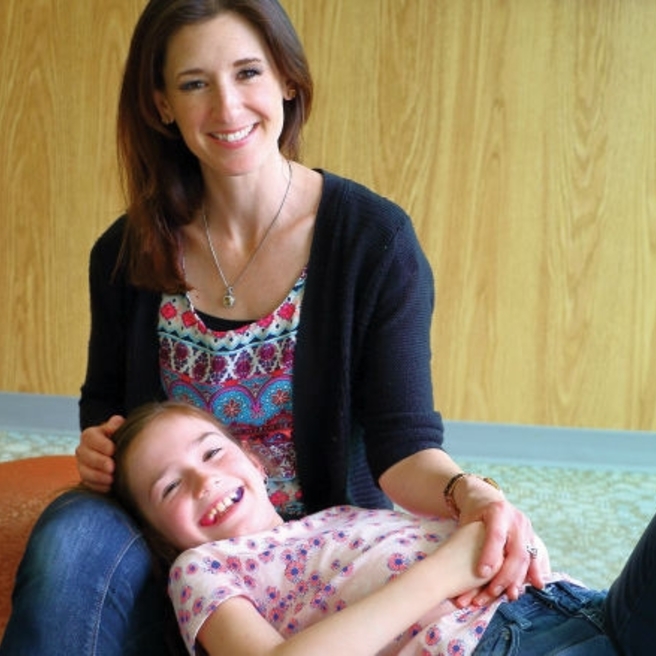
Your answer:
[117,0,314,292]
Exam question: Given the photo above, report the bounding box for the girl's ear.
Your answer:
[154,90,174,124]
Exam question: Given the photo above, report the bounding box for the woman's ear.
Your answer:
[154,90,174,124]
[283,84,297,101]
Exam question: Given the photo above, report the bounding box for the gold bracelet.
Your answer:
[443,472,502,519]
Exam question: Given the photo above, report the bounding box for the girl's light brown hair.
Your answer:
[117,0,314,292]
[112,400,241,565]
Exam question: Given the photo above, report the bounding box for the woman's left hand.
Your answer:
[454,494,550,607]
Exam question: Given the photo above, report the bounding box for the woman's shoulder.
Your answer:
[92,215,127,255]
[311,171,425,271]
[87,215,132,288]
[318,170,410,226]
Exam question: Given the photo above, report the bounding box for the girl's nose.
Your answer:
[193,472,217,499]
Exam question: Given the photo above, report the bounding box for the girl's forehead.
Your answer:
[137,414,228,450]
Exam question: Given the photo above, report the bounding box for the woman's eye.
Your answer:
[179,79,206,92]
[238,67,262,81]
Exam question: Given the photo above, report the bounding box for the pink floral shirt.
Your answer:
[169,506,505,655]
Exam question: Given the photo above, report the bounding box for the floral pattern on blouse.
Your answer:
[169,506,504,655]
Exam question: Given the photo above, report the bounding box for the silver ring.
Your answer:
[526,544,539,560]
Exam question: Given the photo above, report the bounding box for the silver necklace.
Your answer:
[202,160,293,309]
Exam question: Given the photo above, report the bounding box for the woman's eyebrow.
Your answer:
[175,56,264,79]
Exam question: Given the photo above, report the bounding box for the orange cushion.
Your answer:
[0,455,79,639]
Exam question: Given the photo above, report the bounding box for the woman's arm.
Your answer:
[198,522,490,656]
[379,448,550,606]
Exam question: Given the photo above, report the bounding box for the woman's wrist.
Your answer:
[443,472,503,519]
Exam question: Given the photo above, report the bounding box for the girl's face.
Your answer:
[154,11,292,178]
[124,413,282,551]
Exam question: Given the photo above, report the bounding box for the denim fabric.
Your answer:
[0,491,176,656]
[473,582,618,655]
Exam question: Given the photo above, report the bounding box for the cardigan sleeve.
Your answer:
[352,204,445,480]
[79,216,166,429]
[78,217,132,429]
[293,173,444,509]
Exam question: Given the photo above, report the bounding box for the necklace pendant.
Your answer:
[223,287,236,308]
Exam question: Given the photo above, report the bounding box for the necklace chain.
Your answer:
[202,160,293,309]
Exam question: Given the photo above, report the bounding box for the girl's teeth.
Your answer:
[204,488,244,523]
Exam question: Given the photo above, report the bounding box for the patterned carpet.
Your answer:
[1,429,654,591]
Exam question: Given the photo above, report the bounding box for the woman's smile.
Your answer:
[211,124,257,144]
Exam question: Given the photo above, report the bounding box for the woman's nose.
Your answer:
[212,83,239,120]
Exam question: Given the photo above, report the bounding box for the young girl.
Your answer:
[112,401,652,655]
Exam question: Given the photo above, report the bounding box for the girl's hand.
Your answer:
[455,495,551,607]
[435,521,498,598]
[75,415,124,493]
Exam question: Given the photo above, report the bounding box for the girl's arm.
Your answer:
[379,448,550,605]
[197,521,492,656]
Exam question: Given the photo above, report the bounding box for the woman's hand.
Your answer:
[378,449,551,607]
[75,415,124,493]
[455,487,551,607]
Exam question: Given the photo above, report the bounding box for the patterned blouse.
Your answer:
[169,506,504,655]
[157,271,307,519]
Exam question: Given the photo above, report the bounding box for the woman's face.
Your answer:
[154,11,292,178]
[124,412,282,551]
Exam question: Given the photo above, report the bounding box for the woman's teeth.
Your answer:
[214,125,253,142]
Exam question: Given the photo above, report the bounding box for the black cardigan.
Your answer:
[80,171,445,512]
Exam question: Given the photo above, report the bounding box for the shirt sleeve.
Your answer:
[169,545,257,654]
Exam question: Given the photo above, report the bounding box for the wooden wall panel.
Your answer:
[0,0,143,398]
[1,0,654,431]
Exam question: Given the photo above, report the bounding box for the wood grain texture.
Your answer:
[1,0,654,430]
[0,0,142,397]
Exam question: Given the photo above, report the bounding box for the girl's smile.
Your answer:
[199,486,245,527]
[124,413,282,550]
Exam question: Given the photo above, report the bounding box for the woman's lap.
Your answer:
[0,489,174,656]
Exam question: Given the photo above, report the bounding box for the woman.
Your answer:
[1,2,546,655]
[111,401,651,655]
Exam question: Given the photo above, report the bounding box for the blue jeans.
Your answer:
[473,582,616,655]
[0,490,182,656]
[475,510,656,655]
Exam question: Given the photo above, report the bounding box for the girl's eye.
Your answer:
[203,447,222,462]
[162,480,180,499]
